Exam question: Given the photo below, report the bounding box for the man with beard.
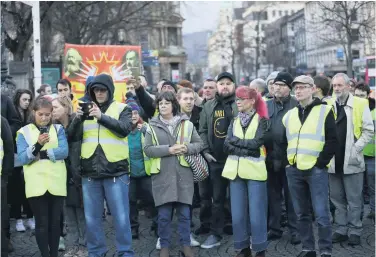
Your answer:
[122,50,141,78]
[264,72,300,245]
[198,72,237,249]
[64,48,82,78]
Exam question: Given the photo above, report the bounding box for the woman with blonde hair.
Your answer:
[52,96,87,254]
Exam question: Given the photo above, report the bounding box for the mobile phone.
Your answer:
[40,127,48,134]
[79,102,94,120]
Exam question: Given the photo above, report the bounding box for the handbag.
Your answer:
[179,121,209,182]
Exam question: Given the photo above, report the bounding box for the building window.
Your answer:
[279,10,282,16]
[351,28,359,41]
[284,10,288,16]
[272,10,276,17]
[168,27,178,45]
[352,49,360,59]
[261,23,265,30]
[291,10,294,15]
[351,11,357,21]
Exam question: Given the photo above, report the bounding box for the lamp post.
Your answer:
[21,1,41,96]
[117,29,126,45]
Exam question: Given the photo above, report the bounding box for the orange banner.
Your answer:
[62,44,142,102]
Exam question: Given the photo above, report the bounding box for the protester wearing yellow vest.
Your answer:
[354,83,376,221]
[125,97,157,240]
[328,73,374,246]
[222,86,268,257]
[283,75,337,257]
[68,74,135,256]
[144,91,203,257]
[1,117,14,257]
[15,98,68,257]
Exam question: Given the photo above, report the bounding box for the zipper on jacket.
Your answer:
[97,124,100,177]
[293,109,304,166]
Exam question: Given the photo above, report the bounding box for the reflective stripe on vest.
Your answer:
[0,138,3,176]
[329,96,368,139]
[81,102,129,162]
[222,114,267,181]
[17,124,67,198]
[283,105,332,170]
[148,120,193,174]
[364,109,375,157]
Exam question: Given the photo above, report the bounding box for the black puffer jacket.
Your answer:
[69,74,133,179]
[224,113,268,157]
[264,96,298,172]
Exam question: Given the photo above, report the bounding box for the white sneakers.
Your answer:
[16,220,26,232]
[156,234,200,250]
[190,233,200,247]
[26,218,35,230]
[16,218,35,232]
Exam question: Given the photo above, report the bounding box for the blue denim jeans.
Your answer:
[82,174,134,257]
[230,177,268,252]
[158,202,190,248]
[366,157,375,213]
[286,166,332,255]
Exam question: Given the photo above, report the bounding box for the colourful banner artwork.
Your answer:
[63,44,142,102]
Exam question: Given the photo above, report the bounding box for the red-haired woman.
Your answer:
[222,86,269,257]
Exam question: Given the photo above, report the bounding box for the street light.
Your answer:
[21,1,41,96]
[118,29,126,45]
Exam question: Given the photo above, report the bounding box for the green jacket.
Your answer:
[198,94,238,153]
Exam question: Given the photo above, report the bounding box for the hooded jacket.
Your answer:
[287,97,337,169]
[79,76,94,102]
[68,74,133,178]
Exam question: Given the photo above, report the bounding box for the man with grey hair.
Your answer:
[250,78,267,96]
[265,71,279,100]
[329,72,374,246]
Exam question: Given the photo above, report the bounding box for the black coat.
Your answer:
[69,74,133,179]
[264,96,298,172]
[224,114,268,157]
[1,94,22,139]
[1,117,14,182]
[135,86,156,121]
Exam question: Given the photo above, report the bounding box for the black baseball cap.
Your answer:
[216,72,235,84]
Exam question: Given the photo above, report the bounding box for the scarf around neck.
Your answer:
[159,115,181,135]
[238,109,256,128]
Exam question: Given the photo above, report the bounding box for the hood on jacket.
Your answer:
[79,76,95,102]
[149,113,190,128]
[89,74,115,107]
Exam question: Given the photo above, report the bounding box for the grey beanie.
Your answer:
[266,71,279,85]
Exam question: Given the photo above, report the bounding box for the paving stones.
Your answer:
[9,206,375,257]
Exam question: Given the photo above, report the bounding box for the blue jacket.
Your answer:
[16,124,68,167]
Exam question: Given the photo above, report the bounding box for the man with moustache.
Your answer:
[64,48,83,78]
[198,72,237,249]
[264,72,300,244]
[122,50,141,78]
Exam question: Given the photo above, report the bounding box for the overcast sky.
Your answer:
[181,1,241,35]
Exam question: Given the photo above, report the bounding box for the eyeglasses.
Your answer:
[236,97,249,102]
[294,85,312,91]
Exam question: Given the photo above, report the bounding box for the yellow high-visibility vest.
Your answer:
[328,96,368,139]
[148,120,194,174]
[81,102,129,162]
[283,105,332,170]
[0,136,3,176]
[222,114,267,181]
[364,108,375,157]
[17,124,67,198]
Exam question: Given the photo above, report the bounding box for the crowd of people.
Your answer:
[0,70,374,257]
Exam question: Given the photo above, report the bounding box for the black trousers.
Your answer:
[1,179,9,257]
[8,167,33,219]
[198,162,230,237]
[28,192,64,257]
[129,176,157,230]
